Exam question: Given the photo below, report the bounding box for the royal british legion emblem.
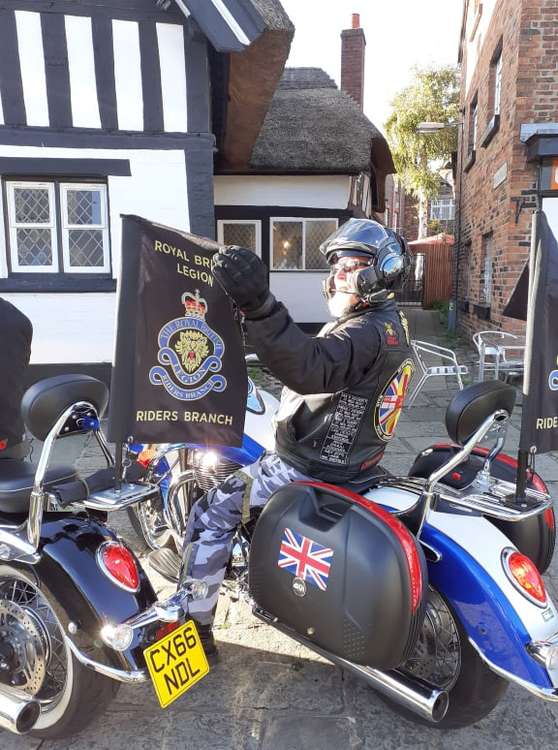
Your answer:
[149,291,226,401]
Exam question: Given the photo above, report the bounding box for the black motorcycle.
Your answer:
[0,374,207,739]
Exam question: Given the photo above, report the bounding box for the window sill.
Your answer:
[463,150,476,173]
[480,114,500,148]
[474,303,491,320]
[0,276,116,293]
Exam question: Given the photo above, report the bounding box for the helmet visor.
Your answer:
[320,218,392,261]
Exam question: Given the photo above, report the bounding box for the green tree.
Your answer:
[385,66,460,238]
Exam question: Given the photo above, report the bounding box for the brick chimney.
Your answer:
[341,13,366,110]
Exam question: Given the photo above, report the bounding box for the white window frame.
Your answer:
[494,51,503,116]
[6,181,58,273]
[481,234,493,305]
[60,183,110,274]
[270,217,338,271]
[217,219,262,258]
[429,198,455,221]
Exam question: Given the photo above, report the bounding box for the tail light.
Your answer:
[502,548,547,607]
[155,621,180,641]
[97,542,140,593]
[544,508,555,531]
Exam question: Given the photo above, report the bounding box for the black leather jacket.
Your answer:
[0,298,33,456]
[245,299,414,482]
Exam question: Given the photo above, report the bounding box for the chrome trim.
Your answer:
[0,684,40,735]
[28,401,97,551]
[255,609,449,723]
[94,428,115,467]
[85,482,160,512]
[414,410,511,538]
[165,469,195,537]
[438,481,550,522]
[501,547,547,608]
[420,541,442,562]
[66,638,147,684]
[528,633,558,687]
[0,524,40,563]
[96,542,140,593]
[469,638,558,701]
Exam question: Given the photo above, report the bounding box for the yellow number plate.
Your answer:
[144,620,209,708]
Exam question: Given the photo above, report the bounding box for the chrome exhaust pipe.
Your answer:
[255,610,449,724]
[0,684,41,735]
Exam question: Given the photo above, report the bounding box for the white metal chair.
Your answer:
[472,330,525,381]
[406,340,469,407]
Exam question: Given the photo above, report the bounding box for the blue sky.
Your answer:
[280,0,463,133]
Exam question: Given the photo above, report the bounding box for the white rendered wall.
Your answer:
[0,145,189,364]
[7,293,116,364]
[270,272,331,324]
[214,175,352,209]
[215,175,350,322]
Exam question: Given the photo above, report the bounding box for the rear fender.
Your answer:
[420,513,557,689]
[22,514,156,672]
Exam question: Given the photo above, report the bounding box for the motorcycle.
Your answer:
[0,374,211,739]
[130,363,558,729]
[1,368,557,738]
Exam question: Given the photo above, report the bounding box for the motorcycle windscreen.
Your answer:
[108,215,247,447]
[249,482,427,670]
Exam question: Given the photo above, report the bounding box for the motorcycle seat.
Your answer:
[0,459,77,514]
[340,466,391,495]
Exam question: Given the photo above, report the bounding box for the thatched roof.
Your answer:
[250,0,294,32]
[249,68,394,174]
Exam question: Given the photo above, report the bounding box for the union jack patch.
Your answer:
[278,528,334,591]
[374,359,414,441]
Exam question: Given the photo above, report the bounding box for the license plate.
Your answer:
[144,620,209,708]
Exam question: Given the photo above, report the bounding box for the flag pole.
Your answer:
[515,209,540,502]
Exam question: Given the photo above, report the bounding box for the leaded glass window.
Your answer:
[6,183,58,271]
[271,218,338,270]
[5,180,110,275]
[61,184,110,272]
[217,221,261,256]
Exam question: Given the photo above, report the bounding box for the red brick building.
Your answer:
[457,0,558,337]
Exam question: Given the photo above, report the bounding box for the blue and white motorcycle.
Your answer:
[129,364,558,729]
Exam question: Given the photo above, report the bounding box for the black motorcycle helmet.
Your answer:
[320,218,410,305]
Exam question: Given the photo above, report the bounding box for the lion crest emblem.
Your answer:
[149,290,226,401]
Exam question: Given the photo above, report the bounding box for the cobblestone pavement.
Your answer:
[6,311,558,750]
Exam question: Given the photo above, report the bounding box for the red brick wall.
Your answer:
[341,28,366,109]
[456,0,558,339]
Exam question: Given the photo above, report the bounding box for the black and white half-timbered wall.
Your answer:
[0,0,292,380]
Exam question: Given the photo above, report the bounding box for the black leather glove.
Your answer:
[211,246,277,319]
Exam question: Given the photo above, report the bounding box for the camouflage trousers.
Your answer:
[181,453,310,626]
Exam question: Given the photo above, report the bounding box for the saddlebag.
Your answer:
[249,481,427,670]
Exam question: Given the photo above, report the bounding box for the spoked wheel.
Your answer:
[0,568,118,739]
[127,497,174,551]
[378,587,508,728]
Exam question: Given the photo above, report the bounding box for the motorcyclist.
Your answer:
[0,298,33,459]
[152,219,414,659]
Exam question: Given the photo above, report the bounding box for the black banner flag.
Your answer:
[108,215,247,446]
[517,211,558,454]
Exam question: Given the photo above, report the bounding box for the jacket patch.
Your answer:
[383,322,400,346]
[374,359,415,441]
[398,311,411,346]
[320,392,368,465]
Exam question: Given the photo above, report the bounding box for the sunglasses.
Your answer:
[330,258,371,274]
